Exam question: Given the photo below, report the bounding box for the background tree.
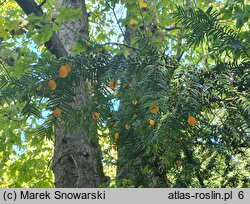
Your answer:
[0,0,249,188]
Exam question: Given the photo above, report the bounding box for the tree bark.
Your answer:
[15,0,105,187]
[52,0,105,187]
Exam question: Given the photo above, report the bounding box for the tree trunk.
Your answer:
[15,0,105,187]
[51,0,105,187]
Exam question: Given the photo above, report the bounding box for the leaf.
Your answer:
[56,8,83,24]
[34,24,53,45]
[21,102,42,118]
[236,19,244,29]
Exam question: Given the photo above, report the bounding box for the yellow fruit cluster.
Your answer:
[48,63,72,117]
[138,0,147,8]
[48,64,72,91]
[64,64,72,72]
[59,63,72,78]
[59,66,68,78]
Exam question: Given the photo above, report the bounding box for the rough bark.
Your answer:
[52,0,105,188]
[52,80,105,187]
[15,0,105,187]
[56,0,90,52]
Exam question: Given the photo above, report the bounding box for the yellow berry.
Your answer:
[92,112,100,120]
[64,64,72,73]
[59,66,68,78]
[53,108,61,117]
[150,105,159,113]
[188,115,197,126]
[138,0,147,8]
[125,124,131,130]
[132,100,138,105]
[130,19,137,27]
[108,80,118,90]
[149,119,155,126]
[114,133,120,140]
[48,80,56,91]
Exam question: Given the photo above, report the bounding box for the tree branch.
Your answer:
[15,0,43,16]
[158,25,180,31]
[15,0,67,58]
[0,60,12,81]
[38,0,46,9]
[100,42,140,52]
[182,143,205,187]
[104,0,131,46]
[165,26,180,31]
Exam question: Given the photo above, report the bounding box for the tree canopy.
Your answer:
[0,0,249,187]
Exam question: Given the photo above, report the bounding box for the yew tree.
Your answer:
[0,0,249,187]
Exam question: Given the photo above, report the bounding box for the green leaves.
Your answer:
[175,5,249,61]
[0,0,249,188]
[21,102,42,118]
[55,7,83,24]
